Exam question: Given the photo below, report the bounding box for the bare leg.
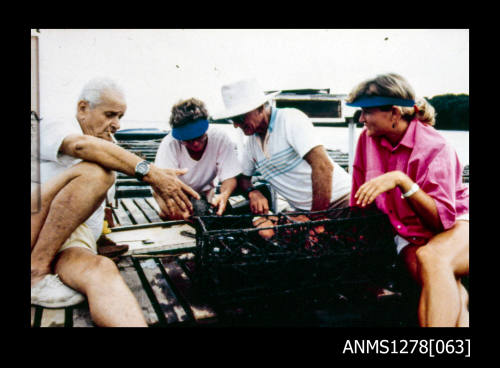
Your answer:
[402,221,469,327]
[31,162,115,286]
[54,247,147,327]
[456,279,469,327]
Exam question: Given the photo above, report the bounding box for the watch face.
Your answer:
[137,162,148,174]
[136,161,150,177]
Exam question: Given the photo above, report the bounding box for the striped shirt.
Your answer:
[241,107,351,210]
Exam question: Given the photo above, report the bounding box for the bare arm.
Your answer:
[61,134,200,212]
[211,177,238,216]
[303,145,333,211]
[354,171,442,232]
[238,174,269,214]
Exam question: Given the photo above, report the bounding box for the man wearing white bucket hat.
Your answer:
[214,78,352,214]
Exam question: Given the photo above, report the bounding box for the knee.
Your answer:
[81,254,121,283]
[415,245,450,274]
[79,162,116,190]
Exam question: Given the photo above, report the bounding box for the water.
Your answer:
[120,120,469,166]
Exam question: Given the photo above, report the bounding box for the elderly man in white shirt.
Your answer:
[214,78,351,215]
[31,78,199,326]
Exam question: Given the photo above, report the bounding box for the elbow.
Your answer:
[65,135,95,157]
[312,159,334,176]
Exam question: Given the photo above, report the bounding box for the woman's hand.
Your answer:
[209,177,237,216]
[354,171,405,207]
[210,193,229,216]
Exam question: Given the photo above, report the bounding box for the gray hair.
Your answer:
[78,78,125,108]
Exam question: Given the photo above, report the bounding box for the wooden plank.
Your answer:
[111,211,119,227]
[107,223,196,255]
[31,307,36,327]
[72,305,95,327]
[40,308,65,327]
[138,258,189,324]
[31,306,43,328]
[159,257,218,323]
[145,197,161,215]
[121,198,150,225]
[134,198,162,223]
[113,203,134,226]
[117,257,159,325]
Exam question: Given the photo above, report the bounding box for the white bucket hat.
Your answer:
[213,78,281,120]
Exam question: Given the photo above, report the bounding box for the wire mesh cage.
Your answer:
[190,206,397,305]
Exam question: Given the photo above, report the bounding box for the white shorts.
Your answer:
[58,223,98,255]
[395,213,469,254]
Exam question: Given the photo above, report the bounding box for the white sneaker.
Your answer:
[31,274,85,308]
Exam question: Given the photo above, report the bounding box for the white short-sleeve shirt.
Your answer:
[38,119,106,240]
[241,107,352,210]
[154,126,242,195]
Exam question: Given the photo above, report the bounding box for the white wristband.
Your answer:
[402,183,419,198]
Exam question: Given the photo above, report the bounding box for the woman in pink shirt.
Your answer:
[346,73,469,327]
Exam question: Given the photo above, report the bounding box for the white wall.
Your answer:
[37,29,469,130]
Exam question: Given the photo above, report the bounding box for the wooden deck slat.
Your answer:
[159,257,218,323]
[134,198,163,223]
[113,202,134,226]
[138,258,189,324]
[145,197,162,215]
[72,305,95,327]
[40,308,65,327]
[117,257,159,325]
[121,198,150,225]
[31,307,36,327]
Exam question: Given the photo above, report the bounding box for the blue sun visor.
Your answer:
[171,119,209,141]
[346,96,415,108]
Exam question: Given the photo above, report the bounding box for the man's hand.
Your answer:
[148,167,200,217]
[153,189,192,220]
[249,190,269,214]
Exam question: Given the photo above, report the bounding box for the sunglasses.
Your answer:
[229,114,246,125]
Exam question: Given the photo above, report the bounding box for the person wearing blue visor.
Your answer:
[153,98,242,219]
[346,73,469,327]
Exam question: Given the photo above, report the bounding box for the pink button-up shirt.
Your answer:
[350,119,469,246]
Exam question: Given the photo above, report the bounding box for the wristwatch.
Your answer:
[134,160,151,181]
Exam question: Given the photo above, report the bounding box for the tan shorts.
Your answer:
[58,223,98,255]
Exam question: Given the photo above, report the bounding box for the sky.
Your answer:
[35,29,469,128]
